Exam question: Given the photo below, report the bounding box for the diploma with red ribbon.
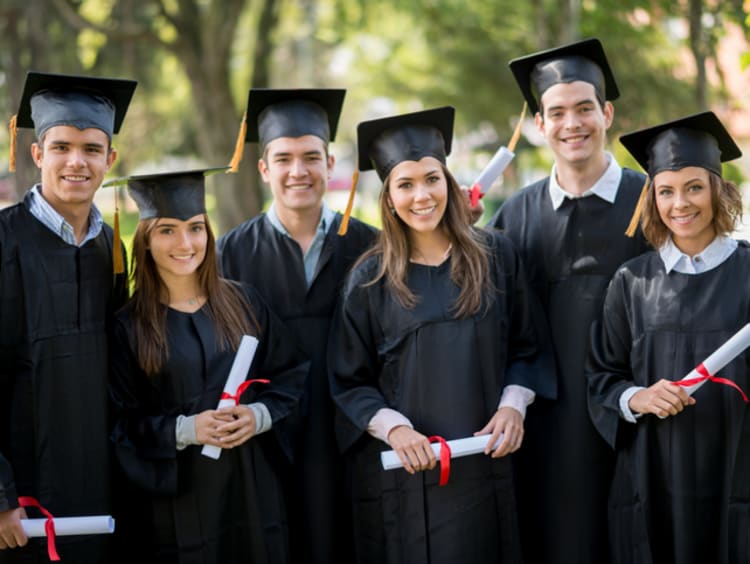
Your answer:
[380,433,504,486]
[202,335,261,460]
[467,102,527,208]
[671,322,750,403]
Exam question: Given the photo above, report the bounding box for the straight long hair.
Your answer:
[356,163,492,318]
[642,171,743,249]
[128,215,260,375]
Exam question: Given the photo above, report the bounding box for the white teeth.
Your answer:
[63,176,87,181]
[412,206,436,216]
[287,185,310,191]
[564,136,586,143]
[672,213,697,224]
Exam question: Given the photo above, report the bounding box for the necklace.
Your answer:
[410,243,452,266]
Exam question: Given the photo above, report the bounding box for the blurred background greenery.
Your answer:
[1,0,748,241]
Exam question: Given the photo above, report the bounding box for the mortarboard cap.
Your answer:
[619,111,741,178]
[106,167,229,221]
[509,38,618,115]
[357,106,455,181]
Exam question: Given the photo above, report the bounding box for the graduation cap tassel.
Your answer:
[228,111,247,173]
[112,188,125,274]
[337,166,359,236]
[507,102,527,153]
[8,115,17,173]
[625,174,650,238]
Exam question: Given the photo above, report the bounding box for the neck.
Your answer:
[409,229,452,266]
[160,272,204,310]
[555,152,609,196]
[275,203,323,254]
[39,189,92,244]
[673,232,716,258]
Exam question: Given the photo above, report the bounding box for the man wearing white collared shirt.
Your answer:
[486,38,651,564]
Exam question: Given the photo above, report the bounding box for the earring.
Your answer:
[389,208,396,215]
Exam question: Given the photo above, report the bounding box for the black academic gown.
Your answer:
[109,283,309,564]
[329,229,553,564]
[0,195,127,564]
[487,167,650,564]
[217,212,376,564]
[587,244,750,564]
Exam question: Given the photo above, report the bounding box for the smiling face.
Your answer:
[654,166,716,255]
[535,80,613,170]
[31,125,116,214]
[258,134,334,217]
[386,156,448,236]
[147,214,208,284]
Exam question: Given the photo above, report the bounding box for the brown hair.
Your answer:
[356,164,491,317]
[641,170,743,249]
[128,215,259,375]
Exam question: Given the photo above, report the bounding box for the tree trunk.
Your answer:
[688,0,708,108]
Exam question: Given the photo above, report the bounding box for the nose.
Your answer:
[674,190,691,208]
[563,112,581,130]
[414,182,431,201]
[290,158,307,177]
[66,148,86,168]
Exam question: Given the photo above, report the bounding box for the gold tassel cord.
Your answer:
[9,115,17,173]
[507,102,527,153]
[625,174,650,238]
[112,188,125,274]
[337,167,359,236]
[228,111,248,173]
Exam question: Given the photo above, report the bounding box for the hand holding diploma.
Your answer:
[0,507,28,550]
[468,102,527,208]
[381,433,506,470]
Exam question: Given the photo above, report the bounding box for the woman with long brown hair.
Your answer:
[108,168,308,564]
[328,107,553,564]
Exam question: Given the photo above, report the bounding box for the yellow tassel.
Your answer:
[625,175,650,238]
[9,115,17,173]
[337,167,359,236]
[113,189,124,274]
[228,111,247,173]
[507,102,527,152]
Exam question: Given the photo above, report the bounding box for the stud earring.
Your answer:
[389,207,396,215]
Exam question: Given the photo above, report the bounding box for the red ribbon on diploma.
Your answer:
[672,363,749,403]
[468,183,485,208]
[428,435,452,486]
[221,378,270,405]
[17,496,60,561]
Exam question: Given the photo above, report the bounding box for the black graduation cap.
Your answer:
[244,88,346,147]
[509,38,619,115]
[619,111,741,178]
[106,167,229,221]
[356,106,455,181]
[15,71,137,139]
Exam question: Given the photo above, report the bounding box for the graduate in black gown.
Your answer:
[486,38,650,564]
[0,72,135,563]
[108,168,308,564]
[587,112,750,564]
[217,89,376,564]
[329,106,554,564]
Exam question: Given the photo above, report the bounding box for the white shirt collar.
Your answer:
[548,152,622,210]
[659,235,738,274]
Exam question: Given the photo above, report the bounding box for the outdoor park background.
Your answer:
[0,0,748,245]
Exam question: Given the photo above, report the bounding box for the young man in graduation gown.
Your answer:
[0,72,135,563]
[217,89,377,564]
[486,39,650,564]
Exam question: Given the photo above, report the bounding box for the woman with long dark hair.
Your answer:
[329,107,553,563]
[108,168,307,564]
[587,112,750,563]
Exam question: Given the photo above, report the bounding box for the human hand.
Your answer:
[386,426,437,474]
[214,405,257,448]
[629,379,696,418]
[460,185,485,225]
[194,409,236,447]
[475,406,524,458]
[0,507,28,550]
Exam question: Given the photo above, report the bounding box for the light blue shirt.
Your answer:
[619,235,739,422]
[28,184,103,246]
[266,201,336,286]
[548,153,622,210]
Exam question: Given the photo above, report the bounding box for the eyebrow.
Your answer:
[394,168,440,182]
[545,98,596,113]
[47,139,106,149]
[270,149,324,158]
[656,177,704,189]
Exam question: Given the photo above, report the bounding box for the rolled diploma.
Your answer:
[676,323,750,396]
[380,433,504,471]
[473,146,515,194]
[21,516,114,537]
[201,335,259,459]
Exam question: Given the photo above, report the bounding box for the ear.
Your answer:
[106,146,118,171]
[258,158,270,183]
[602,101,615,130]
[534,112,545,136]
[30,143,43,168]
[327,153,335,177]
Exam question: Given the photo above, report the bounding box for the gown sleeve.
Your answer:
[109,317,180,495]
[586,269,638,449]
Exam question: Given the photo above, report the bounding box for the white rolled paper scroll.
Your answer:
[380,433,504,470]
[473,146,515,194]
[21,516,114,537]
[201,335,259,459]
[677,323,750,396]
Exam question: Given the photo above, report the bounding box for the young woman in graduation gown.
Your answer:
[108,169,308,564]
[586,112,750,564]
[328,107,554,564]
